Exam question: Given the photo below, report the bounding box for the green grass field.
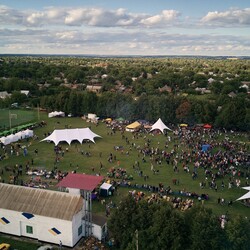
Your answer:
[0,108,37,131]
[0,111,249,219]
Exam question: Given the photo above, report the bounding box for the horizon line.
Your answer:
[0,53,249,59]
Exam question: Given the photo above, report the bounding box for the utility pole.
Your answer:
[9,110,11,129]
[135,229,138,250]
[37,104,40,121]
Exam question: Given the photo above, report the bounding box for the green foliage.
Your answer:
[109,199,242,250]
[186,205,226,250]
[0,56,249,130]
[215,97,247,130]
[225,215,250,250]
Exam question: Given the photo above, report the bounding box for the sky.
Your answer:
[0,0,250,56]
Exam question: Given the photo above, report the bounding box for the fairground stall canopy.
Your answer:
[150,118,172,134]
[48,111,65,118]
[40,128,101,145]
[0,129,34,145]
[126,121,141,132]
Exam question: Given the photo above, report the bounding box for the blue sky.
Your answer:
[0,0,250,56]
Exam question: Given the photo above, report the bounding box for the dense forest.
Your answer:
[0,56,249,130]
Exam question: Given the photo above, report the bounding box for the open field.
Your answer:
[0,111,249,218]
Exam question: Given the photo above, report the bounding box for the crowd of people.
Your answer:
[0,119,249,213]
[103,121,249,209]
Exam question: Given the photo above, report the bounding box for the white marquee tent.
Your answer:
[236,186,250,201]
[150,118,172,134]
[40,128,101,145]
[48,111,65,118]
[0,129,34,145]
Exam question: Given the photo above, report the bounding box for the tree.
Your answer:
[10,91,27,105]
[108,196,138,249]
[147,202,188,250]
[185,205,227,250]
[225,215,250,250]
[176,100,192,123]
[215,97,247,130]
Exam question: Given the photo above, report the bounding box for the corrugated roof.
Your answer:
[57,173,103,191]
[92,214,107,227]
[0,183,83,221]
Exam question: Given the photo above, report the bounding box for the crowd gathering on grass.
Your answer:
[0,117,249,213]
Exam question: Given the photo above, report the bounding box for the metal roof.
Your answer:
[92,214,107,227]
[57,173,103,191]
[0,183,83,221]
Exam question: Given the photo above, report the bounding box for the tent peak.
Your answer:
[150,118,172,134]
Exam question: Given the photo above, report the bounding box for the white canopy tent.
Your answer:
[150,118,172,134]
[0,129,34,145]
[100,183,113,197]
[40,128,101,145]
[236,187,250,201]
[15,129,34,140]
[48,111,65,118]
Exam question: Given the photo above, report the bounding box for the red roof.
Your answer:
[57,173,104,191]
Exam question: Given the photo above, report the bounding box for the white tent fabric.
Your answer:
[40,128,101,145]
[150,118,172,133]
[25,129,34,137]
[48,111,65,118]
[100,183,112,190]
[236,186,250,201]
[0,129,34,145]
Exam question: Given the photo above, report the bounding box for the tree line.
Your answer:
[38,91,250,130]
[0,56,249,130]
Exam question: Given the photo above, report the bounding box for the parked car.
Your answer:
[0,243,10,250]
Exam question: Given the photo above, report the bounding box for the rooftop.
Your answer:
[0,183,83,221]
[57,173,104,191]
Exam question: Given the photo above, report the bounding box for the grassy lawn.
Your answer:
[0,234,40,250]
[0,111,249,219]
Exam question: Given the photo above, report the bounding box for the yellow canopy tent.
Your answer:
[105,118,112,122]
[180,123,188,127]
[126,121,141,132]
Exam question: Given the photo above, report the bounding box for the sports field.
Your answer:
[0,108,37,131]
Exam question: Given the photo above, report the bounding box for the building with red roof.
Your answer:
[57,173,105,239]
[57,173,103,192]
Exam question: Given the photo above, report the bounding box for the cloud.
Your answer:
[63,8,134,27]
[1,27,249,56]
[1,4,250,55]
[140,10,180,26]
[0,5,24,25]
[0,5,179,28]
[201,8,250,26]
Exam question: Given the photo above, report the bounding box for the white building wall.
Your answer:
[72,210,84,245]
[92,224,102,241]
[82,221,107,241]
[0,209,22,236]
[68,188,81,195]
[0,207,84,247]
[35,216,73,247]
